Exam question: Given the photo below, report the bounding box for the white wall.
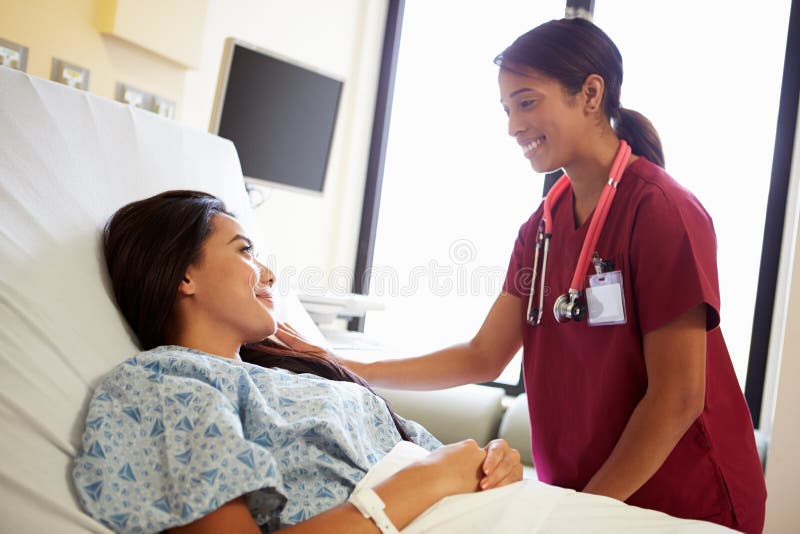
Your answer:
[182,0,389,292]
[763,94,800,533]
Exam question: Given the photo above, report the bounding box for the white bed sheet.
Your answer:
[358,442,737,534]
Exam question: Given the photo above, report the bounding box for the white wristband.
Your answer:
[348,488,400,534]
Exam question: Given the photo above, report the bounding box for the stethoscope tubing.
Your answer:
[568,141,631,292]
[525,140,631,326]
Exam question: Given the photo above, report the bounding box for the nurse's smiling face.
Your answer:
[499,65,588,174]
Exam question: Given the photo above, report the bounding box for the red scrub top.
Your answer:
[503,157,766,532]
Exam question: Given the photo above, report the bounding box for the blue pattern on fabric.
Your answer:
[73,346,441,533]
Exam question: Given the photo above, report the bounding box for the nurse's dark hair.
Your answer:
[104,189,412,442]
[495,17,665,168]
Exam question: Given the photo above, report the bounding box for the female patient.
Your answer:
[72,190,522,533]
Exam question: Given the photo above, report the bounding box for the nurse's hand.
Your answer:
[273,322,334,357]
[480,439,523,490]
[338,358,369,379]
[273,323,372,381]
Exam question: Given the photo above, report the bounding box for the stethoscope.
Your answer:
[526,139,632,326]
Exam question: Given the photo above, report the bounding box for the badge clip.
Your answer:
[591,252,614,277]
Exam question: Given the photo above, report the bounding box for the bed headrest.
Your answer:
[0,65,321,532]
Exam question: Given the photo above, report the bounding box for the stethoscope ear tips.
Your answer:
[527,306,544,326]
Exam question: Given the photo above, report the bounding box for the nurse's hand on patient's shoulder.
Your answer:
[273,322,372,380]
[480,439,523,490]
[417,439,487,497]
[273,322,335,357]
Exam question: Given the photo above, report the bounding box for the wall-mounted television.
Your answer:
[210,38,343,193]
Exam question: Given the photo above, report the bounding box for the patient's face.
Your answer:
[184,214,277,343]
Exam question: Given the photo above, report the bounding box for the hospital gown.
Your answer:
[72,346,441,533]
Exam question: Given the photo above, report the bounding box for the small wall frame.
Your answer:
[0,38,28,71]
[115,82,176,119]
[51,58,90,90]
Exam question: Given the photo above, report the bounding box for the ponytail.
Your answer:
[240,339,414,443]
[613,108,665,168]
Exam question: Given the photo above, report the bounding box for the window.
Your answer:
[360,1,793,401]
[592,0,792,387]
[363,0,565,387]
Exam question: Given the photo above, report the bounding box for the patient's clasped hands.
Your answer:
[419,438,523,497]
[480,438,524,490]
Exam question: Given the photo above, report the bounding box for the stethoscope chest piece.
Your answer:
[525,139,631,329]
[553,289,586,323]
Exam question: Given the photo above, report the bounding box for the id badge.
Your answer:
[585,270,627,326]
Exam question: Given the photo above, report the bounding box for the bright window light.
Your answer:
[366,1,791,389]
[593,0,791,386]
[365,0,565,385]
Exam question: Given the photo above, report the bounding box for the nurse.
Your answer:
[346,17,767,533]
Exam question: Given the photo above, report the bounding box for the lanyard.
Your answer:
[527,139,631,325]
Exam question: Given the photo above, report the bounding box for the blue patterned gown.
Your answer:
[72,346,441,533]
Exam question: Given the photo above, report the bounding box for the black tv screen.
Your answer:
[213,41,343,192]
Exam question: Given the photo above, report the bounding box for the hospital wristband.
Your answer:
[347,488,400,534]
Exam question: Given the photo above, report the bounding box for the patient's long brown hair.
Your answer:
[104,190,412,441]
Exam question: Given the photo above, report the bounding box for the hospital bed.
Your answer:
[0,66,736,533]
